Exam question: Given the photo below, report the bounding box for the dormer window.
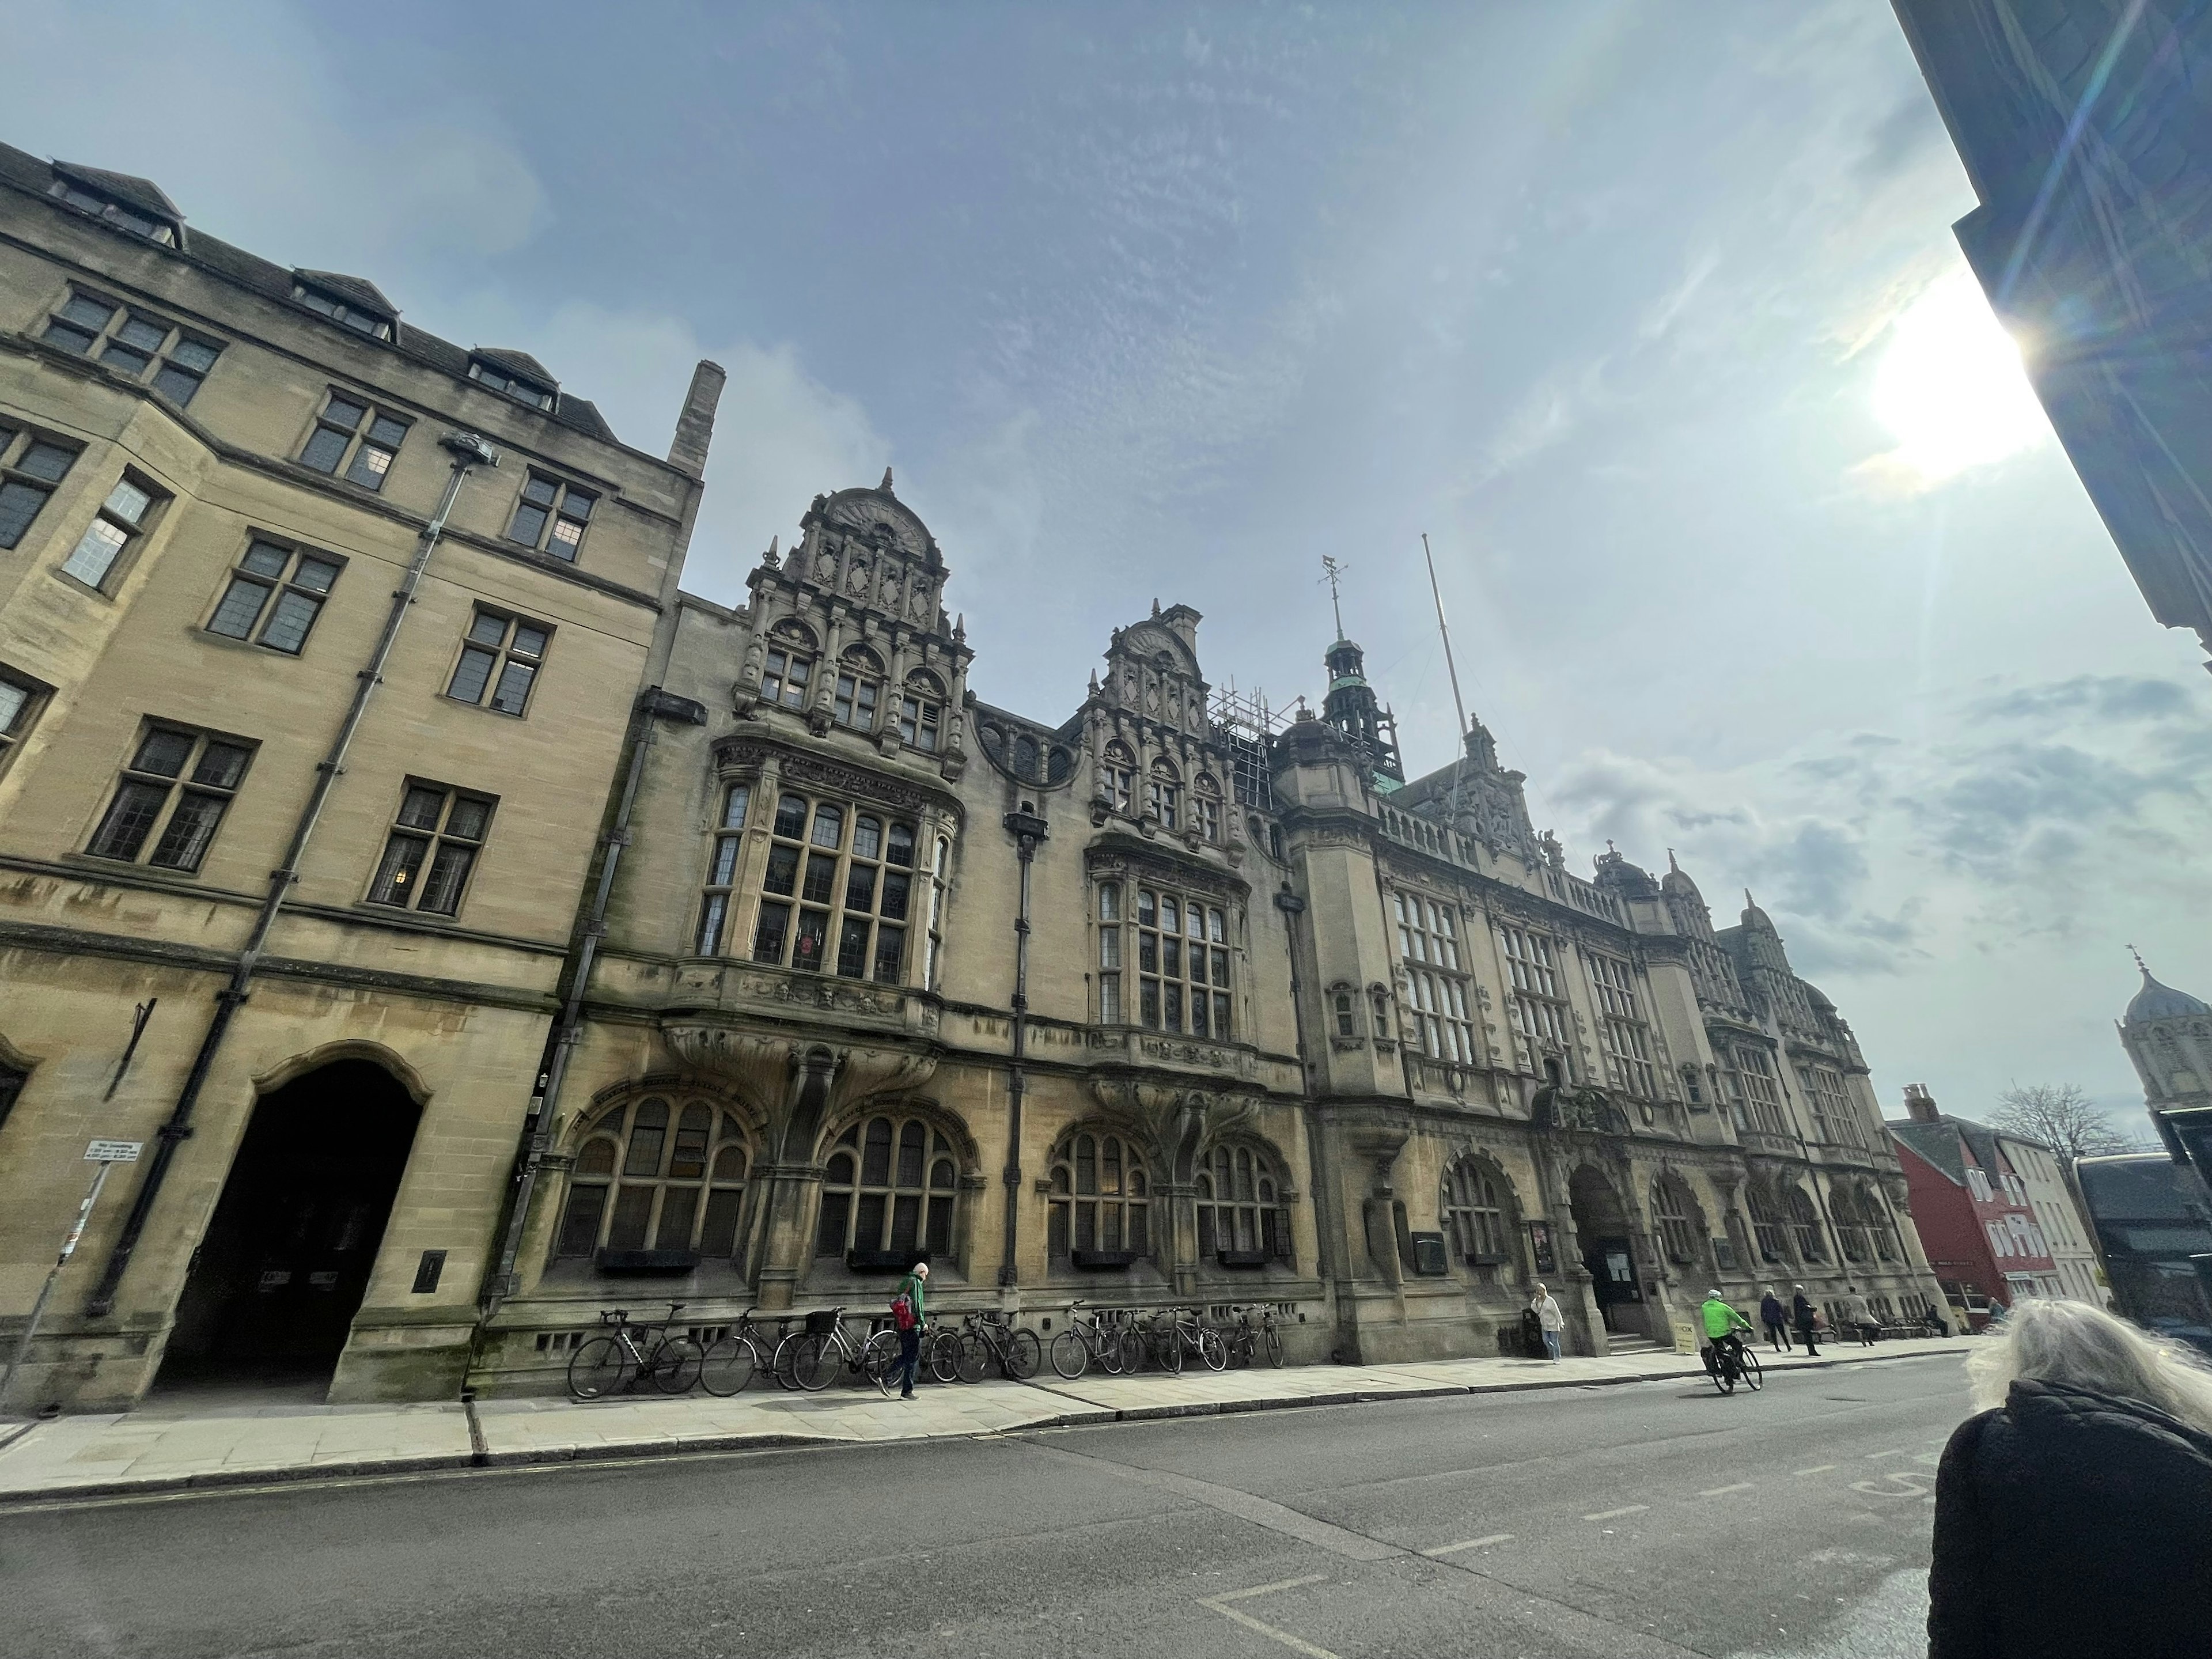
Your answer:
[293,282,393,341]
[470,359,555,411]
[47,178,177,245]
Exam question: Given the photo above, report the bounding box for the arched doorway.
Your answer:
[1568,1164,1646,1336]
[161,1059,421,1391]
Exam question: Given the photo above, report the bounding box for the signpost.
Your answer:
[0,1141,141,1414]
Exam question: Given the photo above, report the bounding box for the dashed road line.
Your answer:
[1698,1482,1753,1498]
[1582,1504,1649,1521]
[1210,1574,1330,1605]
[1793,1464,1837,1476]
[1421,1533,1514,1556]
[1865,1449,1904,1459]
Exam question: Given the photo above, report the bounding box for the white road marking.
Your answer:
[1421,1533,1514,1556]
[1865,1449,1904,1459]
[1199,1577,1339,1659]
[1698,1482,1753,1497]
[1582,1504,1649,1521]
[1793,1464,1836,1476]
[1209,1574,1330,1605]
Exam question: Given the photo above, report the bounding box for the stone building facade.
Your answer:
[0,143,719,1407]
[469,480,1946,1388]
[0,142,1943,1413]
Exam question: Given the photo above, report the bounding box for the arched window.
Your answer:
[1269,823,1285,862]
[1194,773,1222,842]
[898,671,944,752]
[1784,1185,1828,1263]
[1047,1132,1151,1263]
[1651,1177,1698,1265]
[832,644,884,732]
[1747,1183,1790,1264]
[1013,733,1040,780]
[1332,987,1357,1039]
[1147,758,1181,829]
[759,619,816,710]
[1442,1159,1509,1264]
[1101,741,1135,812]
[556,1097,751,1266]
[1195,1143,1293,1266]
[816,1113,959,1263]
[1371,987,1392,1042]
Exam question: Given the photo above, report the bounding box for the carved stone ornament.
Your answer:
[714,739,955,817]
[1084,839,1248,902]
[1088,1077,1263,1184]
[664,1023,938,1157]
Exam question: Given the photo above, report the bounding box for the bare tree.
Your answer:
[1990,1084,2132,1164]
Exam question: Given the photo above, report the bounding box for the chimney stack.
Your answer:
[667,359,726,479]
[1903,1083,1939,1123]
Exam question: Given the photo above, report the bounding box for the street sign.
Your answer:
[85,1139,142,1162]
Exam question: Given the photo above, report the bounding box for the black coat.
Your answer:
[1929,1378,2212,1659]
[1790,1293,1817,1331]
[1759,1294,1786,1328]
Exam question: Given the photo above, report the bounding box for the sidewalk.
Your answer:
[0,1336,1961,1505]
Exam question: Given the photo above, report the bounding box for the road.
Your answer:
[0,1351,1965,1658]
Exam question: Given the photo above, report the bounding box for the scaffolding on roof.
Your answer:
[1209,680,1281,812]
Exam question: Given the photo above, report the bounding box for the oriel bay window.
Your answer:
[556,1098,752,1267]
[751,792,914,983]
[1047,1132,1152,1264]
[757,620,816,711]
[1195,1144,1292,1266]
[1194,772,1222,842]
[1501,925,1569,1070]
[1146,759,1180,829]
[816,1115,959,1264]
[1729,1046,1790,1136]
[832,645,883,732]
[1130,884,1232,1037]
[1396,892,1475,1063]
[694,782,751,955]
[1802,1063,1859,1146]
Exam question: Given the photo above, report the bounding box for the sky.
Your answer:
[9,1,2206,1135]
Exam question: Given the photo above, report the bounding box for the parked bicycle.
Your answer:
[923,1317,968,1385]
[1222,1304,1285,1369]
[697,1306,781,1398]
[777,1306,899,1394]
[955,1310,1041,1382]
[568,1304,702,1400]
[1048,1300,1127,1380]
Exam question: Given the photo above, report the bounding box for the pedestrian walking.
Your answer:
[1531,1283,1565,1361]
[889,1260,928,1399]
[1790,1285,1820,1358]
[1928,1298,2212,1659]
[1759,1286,1791,1353]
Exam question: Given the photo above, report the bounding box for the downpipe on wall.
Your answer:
[1001,805,1048,1293]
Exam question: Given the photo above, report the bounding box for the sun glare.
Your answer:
[1870,270,2050,482]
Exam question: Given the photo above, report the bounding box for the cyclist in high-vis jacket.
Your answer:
[1701,1289,1753,1373]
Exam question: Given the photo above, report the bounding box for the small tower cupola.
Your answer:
[1315,558,1403,785]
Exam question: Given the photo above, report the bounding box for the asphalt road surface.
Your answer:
[1,1352,1968,1658]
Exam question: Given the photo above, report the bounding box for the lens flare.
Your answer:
[1872,270,2051,482]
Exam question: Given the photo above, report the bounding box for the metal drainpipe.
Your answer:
[476,684,702,1321]
[1274,883,1342,1338]
[1000,806,1048,1289]
[85,433,498,1319]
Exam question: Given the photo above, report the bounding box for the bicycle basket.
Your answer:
[804,1309,839,1336]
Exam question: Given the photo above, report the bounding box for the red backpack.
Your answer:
[891,1286,918,1332]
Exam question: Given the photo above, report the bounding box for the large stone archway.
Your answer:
[1567,1163,1646,1338]
[160,1059,421,1393]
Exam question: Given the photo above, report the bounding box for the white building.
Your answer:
[1994,1132,2107,1305]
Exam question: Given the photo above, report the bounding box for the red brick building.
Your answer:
[1888,1085,2059,1320]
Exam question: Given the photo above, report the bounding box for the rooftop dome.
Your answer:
[2126,962,2212,1026]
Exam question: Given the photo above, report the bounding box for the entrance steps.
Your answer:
[1601,1332,1667,1357]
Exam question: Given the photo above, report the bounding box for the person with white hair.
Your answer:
[1529,1283,1564,1361]
[1927,1297,2212,1658]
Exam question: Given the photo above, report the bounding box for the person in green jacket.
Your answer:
[1701,1288,1753,1376]
[891,1261,928,1399]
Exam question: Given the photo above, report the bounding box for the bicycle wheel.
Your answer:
[1050,1328,1089,1380]
[1161,1327,1184,1374]
[568,1334,635,1401]
[1263,1325,1285,1368]
[699,1334,760,1397]
[771,1331,805,1389]
[955,1331,988,1384]
[860,1330,899,1395]
[1117,1327,1147,1374]
[1739,1348,1764,1392]
[790,1332,839,1392]
[926,1330,963,1384]
[997,1328,1039,1381]
[1198,1327,1228,1372]
[1709,1349,1736,1395]
[652,1336,706,1395]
